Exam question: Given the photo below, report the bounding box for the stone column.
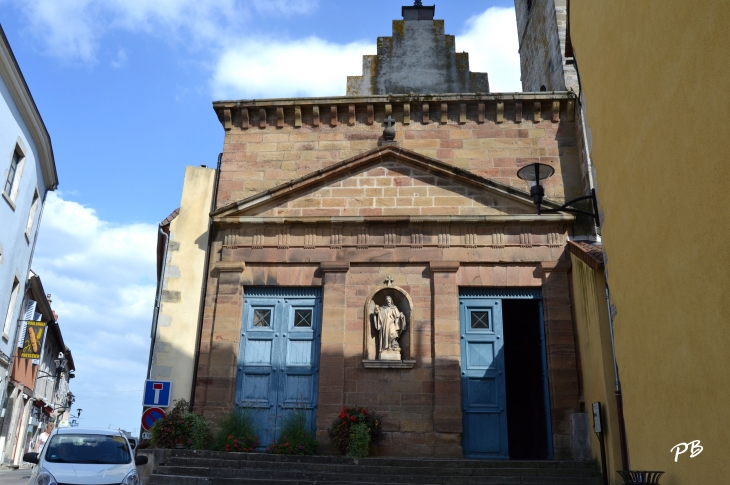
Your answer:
[541,260,581,460]
[316,262,350,451]
[430,261,462,458]
[193,262,245,417]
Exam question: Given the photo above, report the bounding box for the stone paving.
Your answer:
[0,468,31,485]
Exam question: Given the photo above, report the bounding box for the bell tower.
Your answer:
[347,2,489,95]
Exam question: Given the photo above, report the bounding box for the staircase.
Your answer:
[148,450,603,485]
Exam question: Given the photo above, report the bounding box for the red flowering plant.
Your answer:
[266,410,318,455]
[223,434,260,453]
[149,399,210,450]
[213,407,260,453]
[327,406,384,456]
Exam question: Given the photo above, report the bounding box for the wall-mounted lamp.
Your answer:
[517,162,601,227]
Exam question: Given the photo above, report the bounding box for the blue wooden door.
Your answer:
[460,298,509,459]
[237,288,322,448]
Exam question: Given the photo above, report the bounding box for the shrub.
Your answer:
[327,406,384,457]
[346,423,370,458]
[222,434,260,453]
[150,399,210,450]
[266,410,317,455]
[213,407,259,452]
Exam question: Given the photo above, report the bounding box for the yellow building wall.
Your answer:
[153,166,215,405]
[570,2,730,484]
[571,254,622,484]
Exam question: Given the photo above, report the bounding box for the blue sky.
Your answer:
[0,0,521,435]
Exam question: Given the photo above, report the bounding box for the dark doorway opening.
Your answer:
[503,299,550,460]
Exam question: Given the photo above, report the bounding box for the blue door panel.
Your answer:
[237,290,321,448]
[460,298,509,459]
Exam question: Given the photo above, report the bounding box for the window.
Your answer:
[3,146,24,204]
[3,278,20,338]
[25,190,39,238]
[3,149,20,196]
[294,309,312,328]
[471,311,490,329]
[45,434,131,464]
[253,309,271,327]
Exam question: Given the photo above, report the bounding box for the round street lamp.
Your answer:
[517,162,601,227]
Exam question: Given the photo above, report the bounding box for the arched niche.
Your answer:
[362,286,416,369]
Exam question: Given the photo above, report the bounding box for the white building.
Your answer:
[0,24,58,462]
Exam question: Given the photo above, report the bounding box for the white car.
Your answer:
[23,427,148,485]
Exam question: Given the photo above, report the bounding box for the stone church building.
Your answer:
[188,3,588,460]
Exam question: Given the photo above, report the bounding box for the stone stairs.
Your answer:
[148,450,603,485]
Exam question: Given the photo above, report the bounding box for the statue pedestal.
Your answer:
[379,350,402,361]
[362,359,416,369]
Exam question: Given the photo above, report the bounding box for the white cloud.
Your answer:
[9,0,274,62]
[110,48,127,69]
[32,193,158,432]
[212,37,371,99]
[211,6,522,99]
[457,7,522,93]
[252,0,319,16]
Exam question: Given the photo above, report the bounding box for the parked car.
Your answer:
[23,427,148,485]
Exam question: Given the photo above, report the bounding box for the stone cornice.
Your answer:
[0,27,58,190]
[213,92,577,130]
[213,92,576,109]
[215,214,573,225]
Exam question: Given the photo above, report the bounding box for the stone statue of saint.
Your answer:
[373,296,407,357]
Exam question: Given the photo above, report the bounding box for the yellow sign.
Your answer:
[20,321,47,359]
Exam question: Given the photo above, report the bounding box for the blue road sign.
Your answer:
[143,380,172,408]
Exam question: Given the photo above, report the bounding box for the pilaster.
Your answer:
[193,263,245,416]
[316,262,350,450]
[430,261,463,457]
[541,259,580,460]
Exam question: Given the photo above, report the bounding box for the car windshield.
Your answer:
[45,434,131,464]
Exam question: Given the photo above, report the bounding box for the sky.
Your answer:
[0,0,521,435]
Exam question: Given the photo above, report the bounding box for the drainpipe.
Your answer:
[605,281,629,470]
[189,154,222,411]
[147,225,170,380]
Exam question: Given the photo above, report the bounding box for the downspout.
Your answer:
[147,225,169,380]
[189,154,222,411]
[605,281,629,470]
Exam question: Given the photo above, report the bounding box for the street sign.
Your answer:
[141,407,166,431]
[141,431,151,440]
[143,380,172,407]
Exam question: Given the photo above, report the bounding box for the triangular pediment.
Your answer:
[212,146,558,221]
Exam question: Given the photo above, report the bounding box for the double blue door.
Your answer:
[236,288,322,447]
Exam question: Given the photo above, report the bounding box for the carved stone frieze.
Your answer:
[217,221,568,251]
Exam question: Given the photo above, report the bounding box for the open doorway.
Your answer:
[503,299,552,460]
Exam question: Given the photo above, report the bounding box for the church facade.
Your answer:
[192,4,586,460]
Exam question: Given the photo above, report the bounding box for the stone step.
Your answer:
[166,450,599,470]
[157,462,600,479]
[148,451,602,485]
[149,474,602,485]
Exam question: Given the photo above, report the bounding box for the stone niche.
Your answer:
[362,285,416,369]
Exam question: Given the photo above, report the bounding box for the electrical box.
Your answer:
[592,402,602,433]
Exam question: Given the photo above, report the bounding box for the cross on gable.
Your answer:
[384,116,396,128]
[414,0,423,6]
[385,275,395,286]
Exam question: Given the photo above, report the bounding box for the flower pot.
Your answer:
[617,471,664,484]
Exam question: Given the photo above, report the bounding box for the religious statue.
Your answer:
[372,296,407,360]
